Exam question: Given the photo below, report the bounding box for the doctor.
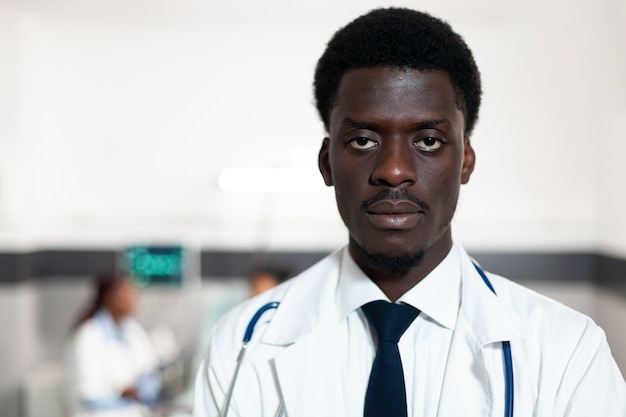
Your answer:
[67,274,161,416]
[193,8,626,417]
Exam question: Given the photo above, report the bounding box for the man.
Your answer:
[194,8,626,417]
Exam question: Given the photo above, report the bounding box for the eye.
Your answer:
[415,137,442,152]
[348,137,379,150]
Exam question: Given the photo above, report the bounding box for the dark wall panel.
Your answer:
[0,249,625,299]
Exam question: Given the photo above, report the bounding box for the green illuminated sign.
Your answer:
[121,246,184,287]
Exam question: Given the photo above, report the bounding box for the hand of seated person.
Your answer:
[121,386,139,401]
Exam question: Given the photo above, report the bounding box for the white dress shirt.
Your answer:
[336,244,461,416]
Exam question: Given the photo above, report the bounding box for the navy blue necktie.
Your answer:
[362,300,420,417]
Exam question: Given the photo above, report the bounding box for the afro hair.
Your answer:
[314,7,482,136]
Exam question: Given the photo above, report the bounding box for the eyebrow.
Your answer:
[341,117,446,130]
[341,118,378,130]
[412,119,445,129]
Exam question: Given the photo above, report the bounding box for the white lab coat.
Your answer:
[66,310,160,417]
[194,245,626,417]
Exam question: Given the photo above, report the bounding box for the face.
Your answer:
[106,278,137,318]
[318,67,475,273]
[250,273,280,296]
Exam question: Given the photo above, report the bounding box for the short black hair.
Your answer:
[314,7,482,136]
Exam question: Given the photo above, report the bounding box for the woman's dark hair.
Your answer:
[72,273,128,331]
[314,7,482,136]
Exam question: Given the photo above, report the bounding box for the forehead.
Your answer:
[329,67,463,130]
[113,278,133,292]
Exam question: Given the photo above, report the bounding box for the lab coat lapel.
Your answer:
[437,315,495,417]
[261,248,345,417]
[273,316,345,417]
[437,248,526,417]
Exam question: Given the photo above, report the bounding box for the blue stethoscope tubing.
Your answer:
[222,302,280,417]
[474,263,515,417]
[221,264,514,417]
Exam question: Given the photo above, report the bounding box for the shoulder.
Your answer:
[456,241,597,341]
[486,272,626,409]
[457,241,608,367]
[73,317,100,343]
[70,317,107,359]
[484,271,612,375]
[487,272,596,335]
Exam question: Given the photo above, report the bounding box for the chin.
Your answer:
[359,245,425,273]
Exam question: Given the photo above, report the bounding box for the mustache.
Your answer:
[362,188,429,211]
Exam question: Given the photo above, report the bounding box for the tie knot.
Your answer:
[361,300,420,344]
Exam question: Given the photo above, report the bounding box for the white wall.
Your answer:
[0,283,40,416]
[0,0,624,253]
[595,4,626,257]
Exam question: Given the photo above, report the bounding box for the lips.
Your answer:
[366,200,423,215]
[366,200,424,230]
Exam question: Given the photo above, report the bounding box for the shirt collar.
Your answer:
[95,309,128,344]
[337,242,462,330]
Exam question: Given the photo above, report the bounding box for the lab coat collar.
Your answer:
[398,244,461,330]
[262,243,527,346]
[458,247,528,345]
[335,248,387,318]
[94,309,128,345]
[261,247,343,345]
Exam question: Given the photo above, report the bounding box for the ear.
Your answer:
[461,136,475,184]
[318,138,333,186]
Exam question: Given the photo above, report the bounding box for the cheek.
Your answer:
[333,169,367,202]
[331,174,364,222]
[421,164,462,203]
[333,155,371,184]
[120,291,136,312]
[330,156,364,188]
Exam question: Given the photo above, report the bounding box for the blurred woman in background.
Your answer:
[249,268,287,297]
[66,274,161,416]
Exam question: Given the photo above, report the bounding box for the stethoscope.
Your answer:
[222,301,281,417]
[221,263,514,417]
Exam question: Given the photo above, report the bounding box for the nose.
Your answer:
[370,140,417,187]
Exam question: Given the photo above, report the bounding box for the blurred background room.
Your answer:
[0,0,625,416]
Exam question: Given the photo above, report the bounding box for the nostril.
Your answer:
[371,160,417,187]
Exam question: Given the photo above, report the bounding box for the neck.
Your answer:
[104,307,124,325]
[350,236,453,302]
